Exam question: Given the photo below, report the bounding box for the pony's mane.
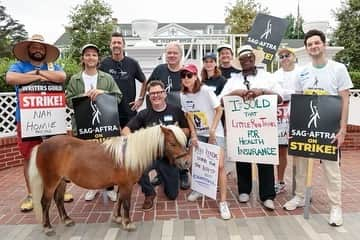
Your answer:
[102,124,187,172]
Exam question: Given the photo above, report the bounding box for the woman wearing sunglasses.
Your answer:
[179,64,231,220]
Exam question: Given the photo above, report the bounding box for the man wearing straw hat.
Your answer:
[219,44,283,210]
[6,34,73,212]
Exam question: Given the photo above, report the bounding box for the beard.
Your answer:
[29,51,46,61]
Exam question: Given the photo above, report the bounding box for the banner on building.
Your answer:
[191,141,220,200]
[19,83,67,138]
[288,94,341,161]
[246,13,288,64]
[72,94,120,140]
[223,95,279,165]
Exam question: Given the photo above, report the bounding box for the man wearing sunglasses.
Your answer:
[121,80,189,211]
[273,47,300,194]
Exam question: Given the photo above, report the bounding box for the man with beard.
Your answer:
[99,32,147,128]
[6,34,73,212]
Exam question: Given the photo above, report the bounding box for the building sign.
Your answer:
[191,141,220,200]
[19,83,67,138]
[278,101,290,145]
[223,95,279,165]
[288,95,341,161]
[246,13,288,64]
[72,94,120,140]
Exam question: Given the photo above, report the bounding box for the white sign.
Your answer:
[191,141,220,200]
[277,102,290,145]
[223,95,279,165]
[19,92,67,138]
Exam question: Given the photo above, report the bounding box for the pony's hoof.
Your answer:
[64,218,75,227]
[112,215,122,224]
[122,222,136,231]
[44,227,56,236]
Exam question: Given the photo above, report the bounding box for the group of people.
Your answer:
[6,29,352,225]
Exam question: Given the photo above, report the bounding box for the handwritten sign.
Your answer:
[288,94,341,161]
[19,91,67,138]
[277,101,290,145]
[223,95,279,165]
[191,141,220,200]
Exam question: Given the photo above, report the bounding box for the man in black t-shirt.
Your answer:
[122,80,189,211]
[99,32,147,128]
[217,44,241,80]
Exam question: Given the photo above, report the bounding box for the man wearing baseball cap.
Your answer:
[216,44,241,79]
[6,34,72,211]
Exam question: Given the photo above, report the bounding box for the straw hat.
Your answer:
[231,45,265,70]
[12,34,60,62]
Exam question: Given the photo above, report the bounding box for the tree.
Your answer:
[283,14,305,39]
[67,0,114,61]
[332,0,360,71]
[0,5,27,58]
[225,0,269,34]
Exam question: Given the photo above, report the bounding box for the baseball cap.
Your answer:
[278,47,295,55]
[81,44,99,55]
[202,52,217,61]
[216,44,233,54]
[180,64,198,74]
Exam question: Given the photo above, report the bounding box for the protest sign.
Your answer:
[277,101,290,145]
[223,95,278,164]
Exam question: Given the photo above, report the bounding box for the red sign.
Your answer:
[19,92,65,109]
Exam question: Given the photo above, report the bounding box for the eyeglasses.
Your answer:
[279,53,290,60]
[180,72,194,79]
[148,91,165,96]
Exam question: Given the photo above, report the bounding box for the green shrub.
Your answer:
[0,58,16,92]
[58,57,81,89]
[350,72,360,89]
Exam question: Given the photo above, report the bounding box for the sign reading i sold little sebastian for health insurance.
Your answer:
[223,95,278,165]
[288,94,341,161]
[18,83,67,138]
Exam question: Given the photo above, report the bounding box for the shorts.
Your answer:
[16,123,42,160]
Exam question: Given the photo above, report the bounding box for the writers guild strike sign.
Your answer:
[72,94,120,140]
[223,95,279,165]
[191,141,220,200]
[246,13,288,64]
[288,94,341,161]
[18,82,67,138]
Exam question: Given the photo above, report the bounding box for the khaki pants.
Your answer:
[294,156,342,207]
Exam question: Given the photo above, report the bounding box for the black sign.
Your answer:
[72,94,120,140]
[288,94,341,161]
[246,13,288,64]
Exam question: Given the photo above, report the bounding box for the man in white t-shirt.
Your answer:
[283,29,353,227]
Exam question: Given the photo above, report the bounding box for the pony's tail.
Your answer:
[28,145,43,222]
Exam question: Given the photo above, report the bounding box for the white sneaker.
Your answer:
[84,190,98,201]
[329,206,343,226]
[238,193,250,203]
[219,201,231,220]
[283,196,305,211]
[106,190,117,202]
[275,182,286,194]
[187,191,202,202]
[262,199,275,210]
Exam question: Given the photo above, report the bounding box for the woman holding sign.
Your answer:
[180,64,231,220]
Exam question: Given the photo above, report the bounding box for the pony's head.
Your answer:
[160,125,191,169]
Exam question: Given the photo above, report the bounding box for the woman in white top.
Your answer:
[180,64,231,220]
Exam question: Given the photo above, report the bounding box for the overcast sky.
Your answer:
[2,0,343,43]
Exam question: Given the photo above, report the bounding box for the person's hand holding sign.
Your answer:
[86,87,105,101]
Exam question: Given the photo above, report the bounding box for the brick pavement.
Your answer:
[0,151,359,225]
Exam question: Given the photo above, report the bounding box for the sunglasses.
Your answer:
[279,53,290,60]
[180,72,194,79]
[148,90,165,96]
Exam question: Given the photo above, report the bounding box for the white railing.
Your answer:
[1,90,360,137]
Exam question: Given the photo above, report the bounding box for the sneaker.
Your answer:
[238,193,250,203]
[64,192,74,202]
[20,195,33,212]
[329,206,343,226]
[262,199,275,210]
[84,190,98,201]
[151,175,162,186]
[142,194,156,211]
[275,182,286,194]
[187,191,202,202]
[283,195,305,211]
[219,201,231,220]
[180,171,191,190]
[106,190,117,202]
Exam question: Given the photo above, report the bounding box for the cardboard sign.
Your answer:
[19,84,67,138]
[246,13,288,63]
[191,141,220,200]
[288,94,341,161]
[223,95,279,165]
[277,101,290,145]
[72,94,120,140]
